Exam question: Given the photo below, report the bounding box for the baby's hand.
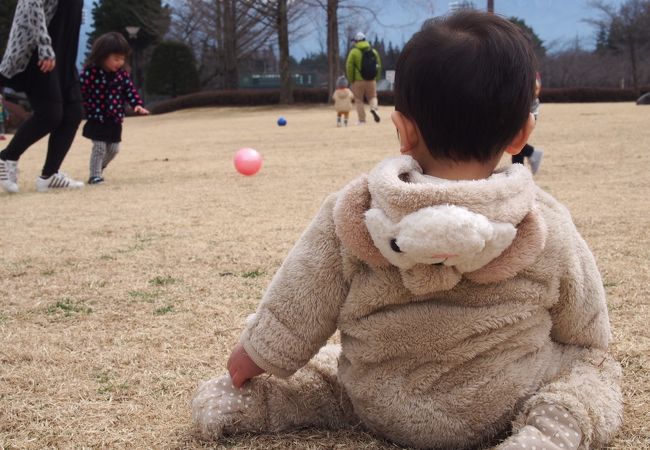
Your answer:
[134,105,150,115]
[227,343,265,388]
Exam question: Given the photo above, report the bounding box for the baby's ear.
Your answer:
[505,113,536,155]
[391,111,419,154]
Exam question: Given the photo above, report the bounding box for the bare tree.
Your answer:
[170,0,434,94]
[538,34,650,89]
[239,0,311,103]
[327,0,340,96]
[169,0,277,88]
[277,0,292,103]
[168,3,206,73]
[588,0,650,90]
[304,0,434,96]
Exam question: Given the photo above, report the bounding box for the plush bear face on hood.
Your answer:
[332,156,548,293]
[365,204,517,272]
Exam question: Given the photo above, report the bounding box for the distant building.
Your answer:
[239,73,316,89]
[449,1,476,12]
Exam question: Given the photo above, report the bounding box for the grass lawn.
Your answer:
[1,103,648,449]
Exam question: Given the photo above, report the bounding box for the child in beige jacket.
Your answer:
[333,76,354,127]
[192,11,622,450]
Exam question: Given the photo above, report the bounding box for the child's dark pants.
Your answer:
[512,143,534,165]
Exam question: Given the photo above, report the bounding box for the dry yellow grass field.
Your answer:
[1,103,649,449]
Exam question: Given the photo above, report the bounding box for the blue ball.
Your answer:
[277,117,287,126]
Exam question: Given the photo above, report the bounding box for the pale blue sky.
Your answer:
[294,0,627,56]
[80,0,626,64]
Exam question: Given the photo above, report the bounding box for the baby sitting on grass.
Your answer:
[192,11,622,450]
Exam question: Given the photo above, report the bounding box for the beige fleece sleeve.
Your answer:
[550,224,611,350]
[505,193,622,449]
[534,190,610,350]
[240,194,349,377]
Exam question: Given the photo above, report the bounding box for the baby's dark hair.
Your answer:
[86,32,131,67]
[394,11,537,162]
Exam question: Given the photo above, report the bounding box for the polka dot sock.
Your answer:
[499,405,582,450]
[191,373,265,438]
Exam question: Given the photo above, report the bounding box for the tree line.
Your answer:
[0,0,431,101]
[1,0,649,102]
[541,0,650,90]
[167,0,428,102]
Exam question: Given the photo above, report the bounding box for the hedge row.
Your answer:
[149,88,329,114]
[144,86,650,115]
[540,86,650,103]
[381,87,650,105]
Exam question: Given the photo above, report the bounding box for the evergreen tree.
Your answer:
[288,55,300,72]
[145,41,199,97]
[602,0,650,89]
[595,23,615,54]
[90,0,170,90]
[383,41,401,71]
[371,37,386,56]
[298,52,328,73]
[89,0,170,52]
[509,17,546,58]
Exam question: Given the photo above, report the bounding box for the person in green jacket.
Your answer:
[345,32,382,124]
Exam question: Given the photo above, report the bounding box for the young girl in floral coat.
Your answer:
[80,32,149,185]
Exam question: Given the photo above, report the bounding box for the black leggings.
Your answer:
[512,143,534,165]
[0,0,83,177]
[0,95,82,177]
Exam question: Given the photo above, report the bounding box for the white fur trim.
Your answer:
[367,155,535,225]
[245,313,257,327]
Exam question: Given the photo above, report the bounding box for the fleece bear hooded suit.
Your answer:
[193,156,622,449]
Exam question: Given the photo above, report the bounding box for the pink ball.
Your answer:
[233,147,263,176]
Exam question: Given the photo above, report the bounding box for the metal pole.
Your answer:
[487,0,494,13]
[133,47,138,88]
[125,26,141,90]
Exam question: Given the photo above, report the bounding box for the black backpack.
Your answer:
[360,47,378,80]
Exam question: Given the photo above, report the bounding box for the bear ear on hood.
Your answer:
[333,175,391,267]
[465,207,548,284]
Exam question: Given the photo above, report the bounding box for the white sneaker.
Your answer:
[529,148,544,175]
[36,172,84,192]
[356,121,366,126]
[0,158,19,193]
